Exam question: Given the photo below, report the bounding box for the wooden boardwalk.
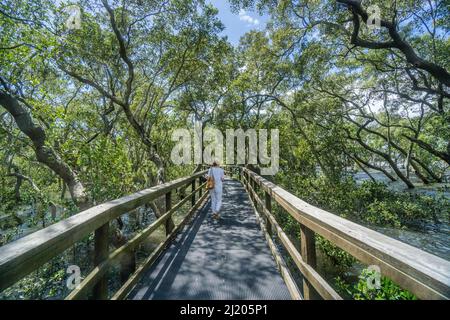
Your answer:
[1,167,448,300]
[128,179,291,300]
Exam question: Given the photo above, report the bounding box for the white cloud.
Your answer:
[238,9,260,26]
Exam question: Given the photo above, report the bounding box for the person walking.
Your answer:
[206,160,225,219]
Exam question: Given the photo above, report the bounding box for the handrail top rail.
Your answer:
[0,170,207,291]
[242,167,450,298]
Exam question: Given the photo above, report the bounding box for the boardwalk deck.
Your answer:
[129,179,291,300]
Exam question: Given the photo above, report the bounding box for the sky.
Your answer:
[207,0,269,46]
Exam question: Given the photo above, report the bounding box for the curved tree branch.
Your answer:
[337,0,450,87]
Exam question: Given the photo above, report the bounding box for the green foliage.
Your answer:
[0,258,67,300]
[316,236,355,269]
[273,205,300,239]
[277,173,449,230]
[354,181,448,228]
[336,269,417,300]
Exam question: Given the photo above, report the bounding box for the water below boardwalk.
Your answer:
[353,170,450,261]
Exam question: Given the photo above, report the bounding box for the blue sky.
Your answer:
[208,0,269,46]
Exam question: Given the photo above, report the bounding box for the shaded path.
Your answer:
[129,179,291,300]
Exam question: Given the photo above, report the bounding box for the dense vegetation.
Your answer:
[0,0,448,300]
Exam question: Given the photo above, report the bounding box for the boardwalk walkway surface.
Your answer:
[129,178,291,300]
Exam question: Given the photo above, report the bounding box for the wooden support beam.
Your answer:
[191,180,196,207]
[249,176,255,203]
[93,223,109,300]
[165,191,174,235]
[253,202,302,300]
[300,224,319,300]
[265,191,273,237]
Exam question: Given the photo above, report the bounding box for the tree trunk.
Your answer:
[0,91,88,207]
[411,156,442,183]
[351,157,376,182]
[352,136,415,188]
[351,153,397,182]
[410,161,430,184]
[13,174,23,202]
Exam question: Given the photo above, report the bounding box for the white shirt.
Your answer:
[207,167,224,190]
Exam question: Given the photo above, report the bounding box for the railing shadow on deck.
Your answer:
[137,200,207,299]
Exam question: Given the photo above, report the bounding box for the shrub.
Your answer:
[316,236,355,269]
[336,268,416,300]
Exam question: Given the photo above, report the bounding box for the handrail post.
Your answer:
[191,179,196,207]
[93,223,109,299]
[251,178,257,204]
[300,225,319,300]
[198,177,202,198]
[248,173,253,202]
[165,191,174,235]
[264,191,273,237]
[247,171,250,189]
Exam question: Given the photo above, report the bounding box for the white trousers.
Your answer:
[210,187,223,213]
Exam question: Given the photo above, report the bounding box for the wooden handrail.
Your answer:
[245,179,342,300]
[0,170,207,294]
[240,167,450,300]
[66,182,207,299]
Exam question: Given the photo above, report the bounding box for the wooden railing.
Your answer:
[239,167,450,300]
[0,170,208,299]
[1,165,449,300]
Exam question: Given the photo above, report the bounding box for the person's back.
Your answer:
[207,162,225,219]
[209,166,224,190]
